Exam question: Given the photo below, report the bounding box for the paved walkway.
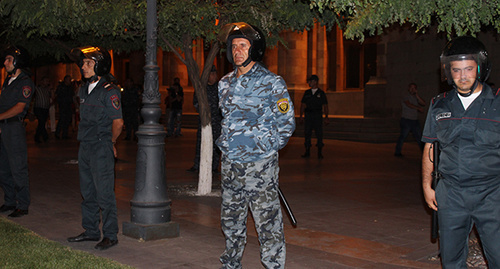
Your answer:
[1,121,441,268]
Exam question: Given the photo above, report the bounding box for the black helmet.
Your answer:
[220,22,266,67]
[3,45,30,72]
[71,46,112,76]
[441,36,491,85]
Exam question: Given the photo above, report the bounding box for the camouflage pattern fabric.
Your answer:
[220,153,285,269]
[217,63,295,163]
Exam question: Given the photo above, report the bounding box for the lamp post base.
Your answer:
[123,221,179,241]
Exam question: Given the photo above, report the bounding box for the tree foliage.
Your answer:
[0,0,146,61]
[310,0,500,41]
[0,0,340,60]
[3,0,500,58]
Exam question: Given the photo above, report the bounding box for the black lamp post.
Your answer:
[122,0,179,240]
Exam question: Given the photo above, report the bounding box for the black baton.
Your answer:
[278,187,297,227]
[431,141,440,240]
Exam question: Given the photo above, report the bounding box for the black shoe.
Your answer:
[8,209,28,217]
[394,153,403,157]
[318,147,324,159]
[0,204,16,212]
[67,232,100,243]
[95,238,118,250]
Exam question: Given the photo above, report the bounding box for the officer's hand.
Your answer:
[113,145,117,158]
[324,117,330,126]
[423,187,438,211]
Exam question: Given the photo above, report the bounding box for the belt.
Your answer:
[1,116,23,124]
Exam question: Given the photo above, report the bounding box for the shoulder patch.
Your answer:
[110,94,121,110]
[22,86,32,98]
[277,98,290,114]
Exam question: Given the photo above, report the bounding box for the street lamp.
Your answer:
[122,0,179,241]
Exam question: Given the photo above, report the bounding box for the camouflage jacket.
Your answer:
[217,63,296,163]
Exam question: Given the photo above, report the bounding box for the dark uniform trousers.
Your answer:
[34,107,49,141]
[56,104,72,138]
[304,111,324,148]
[436,179,500,268]
[78,141,118,240]
[0,121,30,209]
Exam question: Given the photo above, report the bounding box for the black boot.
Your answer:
[318,147,324,159]
[301,147,310,158]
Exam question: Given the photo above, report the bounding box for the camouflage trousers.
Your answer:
[220,153,285,269]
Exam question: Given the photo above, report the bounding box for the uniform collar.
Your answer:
[480,83,495,99]
[5,71,27,87]
[230,63,260,80]
[84,77,107,90]
[10,70,27,80]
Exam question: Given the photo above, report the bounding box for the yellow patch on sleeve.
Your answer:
[277,98,290,114]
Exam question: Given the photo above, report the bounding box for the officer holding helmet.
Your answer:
[422,36,500,267]
[67,46,123,250]
[217,22,295,268]
[0,45,33,218]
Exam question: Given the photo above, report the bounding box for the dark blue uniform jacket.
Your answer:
[422,84,500,187]
[77,78,122,142]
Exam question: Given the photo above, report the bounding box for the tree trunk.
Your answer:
[197,123,213,195]
[180,34,220,195]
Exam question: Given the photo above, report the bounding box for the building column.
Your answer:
[309,23,328,91]
[364,40,389,117]
[277,31,308,89]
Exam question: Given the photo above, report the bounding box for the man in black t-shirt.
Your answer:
[299,75,329,159]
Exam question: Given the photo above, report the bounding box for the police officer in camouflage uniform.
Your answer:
[67,46,123,251]
[422,36,500,268]
[217,22,296,269]
[0,46,34,218]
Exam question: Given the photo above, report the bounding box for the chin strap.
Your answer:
[241,57,252,67]
[83,74,99,84]
[235,57,252,68]
[89,75,99,83]
[7,68,17,76]
[456,80,479,97]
